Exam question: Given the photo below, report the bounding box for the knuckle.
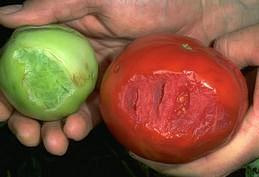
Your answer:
[214,37,232,58]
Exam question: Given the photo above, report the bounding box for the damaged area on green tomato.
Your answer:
[13,47,75,110]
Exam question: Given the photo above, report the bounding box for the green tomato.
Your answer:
[0,25,98,121]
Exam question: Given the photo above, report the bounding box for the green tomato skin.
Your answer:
[0,25,98,121]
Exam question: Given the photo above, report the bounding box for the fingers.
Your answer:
[0,0,102,28]
[5,90,100,156]
[214,24,259,116]
[0,1,56,28]
[8,112,41,147]
[41,121,69,156]
[42,93,101,155]
[64,92,101,141]
[214,24,259,68]
[7,110,69,156]
[0,5,23,14]
[64,104,93,141]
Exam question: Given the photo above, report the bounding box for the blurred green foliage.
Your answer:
[245,159,259,177]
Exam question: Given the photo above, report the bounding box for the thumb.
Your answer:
[214,24,259,115]
[0,0,103,29]
[214,24,259,68]
[0,5,23,14]
[0,2,56,28]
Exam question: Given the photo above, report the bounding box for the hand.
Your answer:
[131,23,259,177]
[0,0,258,173]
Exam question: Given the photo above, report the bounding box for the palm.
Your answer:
[3,0,256,61]
[59,0,257,63]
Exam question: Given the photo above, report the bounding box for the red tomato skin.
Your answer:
[100,34,248,163]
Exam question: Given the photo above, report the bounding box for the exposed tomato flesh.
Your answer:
[120,71,227,141]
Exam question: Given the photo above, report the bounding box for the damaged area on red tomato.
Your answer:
[119,71,231,143]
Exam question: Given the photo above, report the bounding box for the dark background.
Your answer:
[0,0,246,177]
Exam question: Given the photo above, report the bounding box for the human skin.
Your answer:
[0,0,259,176]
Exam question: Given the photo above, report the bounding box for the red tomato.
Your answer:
[99,34,248,163]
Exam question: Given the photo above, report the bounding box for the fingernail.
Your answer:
[0,5,23,15]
